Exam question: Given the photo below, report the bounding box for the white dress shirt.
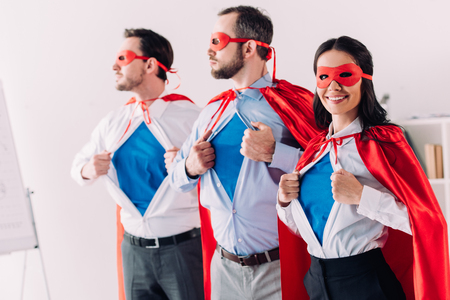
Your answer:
[71,92,201,238]
[277,118,412,259]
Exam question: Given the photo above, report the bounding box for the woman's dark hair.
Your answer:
[124,28,173,81]
[313,36,394,133]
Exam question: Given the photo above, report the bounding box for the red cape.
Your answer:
[200,79,321,300]
[125,93,193,105]
[115,94,194,300]
[294,125,450,300]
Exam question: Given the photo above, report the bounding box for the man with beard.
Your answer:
[169,6,320,300]
[71,29,204,300]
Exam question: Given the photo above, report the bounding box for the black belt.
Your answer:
[216,244,280,266]
[124,228,200,248]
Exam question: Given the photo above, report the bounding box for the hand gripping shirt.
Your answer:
[278,118,412,258]
[170,73,303,255]
[170,74,322,300]
[71,92,201,238]
[278,117,450,299]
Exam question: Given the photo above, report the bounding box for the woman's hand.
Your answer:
[278,170,300,207]
[330,169,363,205]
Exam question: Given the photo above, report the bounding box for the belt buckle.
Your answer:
[238,257,246,266]
[145,238,160,249]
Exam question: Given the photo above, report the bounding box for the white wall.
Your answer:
[0,0,448,299]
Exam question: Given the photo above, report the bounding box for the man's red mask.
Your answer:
[116,50,149,67]
[316,63,372,88]
[210,32,272,60]
[116,50,170,73]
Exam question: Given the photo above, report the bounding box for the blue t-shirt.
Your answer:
[210,113,247,202]
[112,122,167,216]
[299,153,334,245]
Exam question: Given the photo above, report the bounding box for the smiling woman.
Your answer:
[277,36,450,300]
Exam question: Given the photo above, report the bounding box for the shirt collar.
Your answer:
[235,72,273,101]
[134,90,169,119]
[327,117,363,139]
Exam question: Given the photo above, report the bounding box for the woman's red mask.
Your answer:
[316,63,372,88]
[210,32,272,60]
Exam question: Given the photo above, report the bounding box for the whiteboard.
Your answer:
[0,80,38,254]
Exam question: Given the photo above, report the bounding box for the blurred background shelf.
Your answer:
[397,117,450,222]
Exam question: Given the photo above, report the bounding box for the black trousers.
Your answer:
[304,248,406,300]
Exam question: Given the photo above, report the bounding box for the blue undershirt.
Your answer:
[112,122,167,216]
[299,153,335,245]
[210,113,247,201]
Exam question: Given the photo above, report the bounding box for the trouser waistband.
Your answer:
[124,228,200,248]
[310,248,385,277]
[216,244,280,266]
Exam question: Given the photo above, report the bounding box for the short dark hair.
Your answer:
[124,28,173,81]
[312,36,393,133]
[218,6,273,61]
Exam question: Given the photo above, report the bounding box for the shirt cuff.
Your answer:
[357,185,412,235]
[276,202,291,221]
[176,158,199,185]
[357,185,382,220]
[276,201,299,235]
[269,142,301,173]
[72,163,96,187]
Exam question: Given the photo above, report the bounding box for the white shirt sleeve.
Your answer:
[357,185,412,235]
[276,201,300,236]
[70,117,108,186]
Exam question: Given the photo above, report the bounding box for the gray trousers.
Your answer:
[210,250,282,300]
[121,233,204,300]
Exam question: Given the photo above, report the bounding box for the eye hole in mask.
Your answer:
[116,50,149,67]
[316,63,372,88]
[209,32,272,60]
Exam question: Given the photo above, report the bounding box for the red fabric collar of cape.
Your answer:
[294,125,450,299]
[126,93,194,104]
[200,79,322,300]
[206,79,320,147]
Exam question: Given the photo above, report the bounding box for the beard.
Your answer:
[210,47,244,79]
[115,70,145,91]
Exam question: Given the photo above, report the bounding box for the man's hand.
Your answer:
[240,121,275,162]
[330,169,363,205]
[185,130,215,177]
[278,170,300,207]
[164,147,179,171]
[81,150,112,180]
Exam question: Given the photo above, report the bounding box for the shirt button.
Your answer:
[217,183,221,187]
[232,209,237,214]
[238,238,242,243]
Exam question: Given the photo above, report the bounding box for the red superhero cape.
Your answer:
[115,94,194,300]
[199,79,322,300]
[294,125,450,300]
[125,93,193,105]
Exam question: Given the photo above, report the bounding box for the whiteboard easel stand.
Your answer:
[20,188,51,300]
